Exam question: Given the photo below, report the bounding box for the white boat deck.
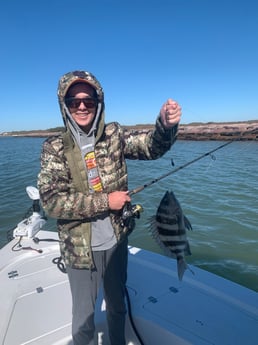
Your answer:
[0,230,258,345]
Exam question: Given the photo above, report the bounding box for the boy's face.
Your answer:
[66,83,97,133]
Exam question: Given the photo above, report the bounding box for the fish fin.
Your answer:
[148,215,156,226]
[184,216,193,231]
[148,216,159,238]
[184,241,192,256]
[177,258,195,281]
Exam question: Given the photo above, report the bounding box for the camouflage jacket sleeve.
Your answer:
[37,136,109,220]
[123,115,178,159]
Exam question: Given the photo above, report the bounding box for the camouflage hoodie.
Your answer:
[38,70,178,269]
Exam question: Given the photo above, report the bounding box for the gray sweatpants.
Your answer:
[66,238,128,345]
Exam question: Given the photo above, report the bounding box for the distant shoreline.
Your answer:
[1,120,258,141]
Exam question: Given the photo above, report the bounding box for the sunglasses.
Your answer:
[65,97,98,109]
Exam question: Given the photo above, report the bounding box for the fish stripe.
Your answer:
[156,215,179,225]
[156,224,180,232]
[157,228,186,236]
[159,235,187,243]
[163,240,188,247]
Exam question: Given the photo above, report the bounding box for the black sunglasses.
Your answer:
[65,97,98,109]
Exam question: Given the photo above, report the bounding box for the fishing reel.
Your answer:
[120,202,144,230]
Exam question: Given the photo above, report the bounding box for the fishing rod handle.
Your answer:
[129,186,145,196]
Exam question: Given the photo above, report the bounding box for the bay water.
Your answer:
[0,136,257,292]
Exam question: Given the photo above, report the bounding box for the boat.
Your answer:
[0,187,257,345]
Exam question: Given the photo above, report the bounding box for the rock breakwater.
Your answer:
[178,121,258,141]
[1,121,258,141]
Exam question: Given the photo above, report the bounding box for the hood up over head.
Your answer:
[58,70,105,141]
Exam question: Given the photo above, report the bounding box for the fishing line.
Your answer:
[203,153,217,174]
[228,140,254,156]
[129,140,234,196]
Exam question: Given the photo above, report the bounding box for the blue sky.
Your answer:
[1,0,257,132]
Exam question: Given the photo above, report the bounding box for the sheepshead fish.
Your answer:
[149,190,193,281]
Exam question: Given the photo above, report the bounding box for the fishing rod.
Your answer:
[129,140,233,196]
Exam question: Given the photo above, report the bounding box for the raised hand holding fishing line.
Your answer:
[113,98,182,216]
[120,98,182,226]
[160,98,182,128]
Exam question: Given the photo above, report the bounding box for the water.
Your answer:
[0,137,257,292]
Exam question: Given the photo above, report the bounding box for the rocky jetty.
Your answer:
[1,121,258,141]
[124,121,258,141]
[177,121,258,141]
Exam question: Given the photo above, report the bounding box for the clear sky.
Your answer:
[1,0,257,132]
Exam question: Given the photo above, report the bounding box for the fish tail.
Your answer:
[177,258,188,281]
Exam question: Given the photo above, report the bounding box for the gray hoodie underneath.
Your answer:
[66,107,117,251]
